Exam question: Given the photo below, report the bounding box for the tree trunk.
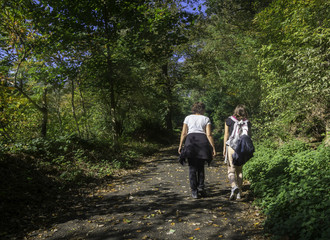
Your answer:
[13,53,49,138]
[55,89,63,134]
[162,63,173,131]
[106,47,119,144]
[41,89,48,138]
[71,78,81,137]
[77,79,91,139]
[104,2,120,145]
[325,119,330,146]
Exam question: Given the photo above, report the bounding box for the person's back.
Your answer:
[223,104,251,200]
[225,116,250,150]
[184,114,210,134]
[178,102,216,199]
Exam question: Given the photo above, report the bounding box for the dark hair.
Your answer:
[233,104,248,120]
[191,102,206,114]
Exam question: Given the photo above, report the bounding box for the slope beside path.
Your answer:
[26,145,267,240]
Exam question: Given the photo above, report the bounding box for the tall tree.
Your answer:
[179,0,271,132]
[26,0,197,142]
[0,0,53,138]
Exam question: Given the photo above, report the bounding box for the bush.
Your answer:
[244,141,330,240]
[1,135,161,185]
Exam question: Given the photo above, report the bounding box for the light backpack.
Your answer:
[226,116,249,150]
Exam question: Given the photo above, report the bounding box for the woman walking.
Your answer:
[223,104,251,200]
[178,102,216,199]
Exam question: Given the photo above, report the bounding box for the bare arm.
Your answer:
[178,123,188,154]
[223,122,229,157]
[206,124,216,157]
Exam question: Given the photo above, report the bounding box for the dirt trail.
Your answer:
[25,146,266,240]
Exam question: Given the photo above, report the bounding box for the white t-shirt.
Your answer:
[184,114,211,134]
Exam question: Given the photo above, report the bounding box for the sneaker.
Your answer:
[191,190,198,199]
[198,189,207,198]
[229,186,239,200]
[236,192,241,200]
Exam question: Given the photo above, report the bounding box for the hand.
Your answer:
[213,148,217,157]
[223,149,226,158]
[178,147,181,155]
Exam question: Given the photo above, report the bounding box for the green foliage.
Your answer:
[244,141,330,239]
[1,2,329,239]
[177,0,267,142]
[0,0,198,143]
[1,135,160,184]
[254,0,330,140]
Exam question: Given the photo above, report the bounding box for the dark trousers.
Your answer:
[188,158,205,191]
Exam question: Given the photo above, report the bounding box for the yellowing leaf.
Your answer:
[123,218,132,224]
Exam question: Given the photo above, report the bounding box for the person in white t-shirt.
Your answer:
[178,102,216,199]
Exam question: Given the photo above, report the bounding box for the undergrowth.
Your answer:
[1,135,160,184]
[244,140,330,240]
[0,135,161,238]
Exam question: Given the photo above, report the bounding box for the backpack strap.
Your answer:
[228,116,249,137]
[226,116,249,149]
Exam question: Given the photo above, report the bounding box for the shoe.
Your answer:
[198,189,207,198]
[191,190,198,199]
[229,186,239,200]
[236,192,241,200]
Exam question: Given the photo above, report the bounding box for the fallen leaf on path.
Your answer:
[190,222,200,226]
[194,227,200,231]
[167,229,176,235]
[123,218,132,224]
[155,209,163,214]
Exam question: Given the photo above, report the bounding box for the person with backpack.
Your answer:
[178,102,217,199]
[223,105,252,200]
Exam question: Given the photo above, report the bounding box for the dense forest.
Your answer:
[1,0,329,239]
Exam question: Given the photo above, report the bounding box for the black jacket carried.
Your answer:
[178,133,213,166]
[232,135,255,166]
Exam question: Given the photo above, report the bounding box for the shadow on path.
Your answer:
[18,145,266,240]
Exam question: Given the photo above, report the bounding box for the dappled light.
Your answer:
[0,0,329,239]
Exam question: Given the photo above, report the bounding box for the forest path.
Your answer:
[26,145,266,240]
